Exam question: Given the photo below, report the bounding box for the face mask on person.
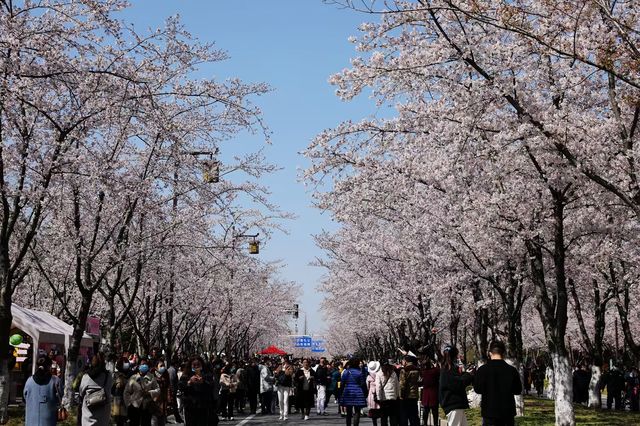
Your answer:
[158,367,167,374]
[122,363,130,371]
[139,364,150,374]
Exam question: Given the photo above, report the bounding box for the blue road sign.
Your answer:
[293,336,313,348]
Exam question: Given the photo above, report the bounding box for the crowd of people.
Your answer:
[21,339,639,426]
[520,358,640,411]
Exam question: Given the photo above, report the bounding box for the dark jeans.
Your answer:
[128,406,152,426]
[379,400,398,426]
[235,389,246,412]
[422,405,437,426]
[260,391,273,414]
[248,388,259,413]
[399,399,419,426]
[607,390,623,410]
[220,390,235,418]
[325,389,337,408]
[345,405,361,426]
[483,418,515,426]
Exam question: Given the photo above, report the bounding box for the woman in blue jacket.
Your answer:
[24,356,60,426]
[340,358,367,426]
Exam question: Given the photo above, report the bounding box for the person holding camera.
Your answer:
[439,345,473,426]
[472,341,522,426]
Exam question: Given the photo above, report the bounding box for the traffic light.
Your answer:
[293,304,299,319]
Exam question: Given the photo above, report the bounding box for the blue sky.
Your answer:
[125,1,376,336]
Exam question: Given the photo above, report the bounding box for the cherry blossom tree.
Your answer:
[1,0,295,416]
[306,1,640,425]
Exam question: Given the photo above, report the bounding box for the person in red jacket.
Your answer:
[421,356,440,426]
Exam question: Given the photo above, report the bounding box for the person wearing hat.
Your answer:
[366,361,382,425]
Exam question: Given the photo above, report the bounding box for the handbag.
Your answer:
[368,408,381,419]
[111,395,126,417]
[85,373,108,408]
[85,387,107,408]
[57,407,69,422]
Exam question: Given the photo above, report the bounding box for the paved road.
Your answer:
[223,412,348,426]
[168,411,350,426]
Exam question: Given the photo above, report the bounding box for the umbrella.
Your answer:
[259,345,288,356]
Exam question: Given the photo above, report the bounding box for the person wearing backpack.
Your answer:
[274,356,294,421]
[79,353,113,425]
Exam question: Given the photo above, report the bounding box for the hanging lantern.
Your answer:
[202,160,220,183]
[249,240,260,255]
[9,334,23,346]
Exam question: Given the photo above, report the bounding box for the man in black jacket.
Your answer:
[473,341,522,426]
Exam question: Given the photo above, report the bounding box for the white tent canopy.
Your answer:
[11,304,94,373]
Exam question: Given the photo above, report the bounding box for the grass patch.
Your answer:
[6,405,77,426]
[438,396,639,426]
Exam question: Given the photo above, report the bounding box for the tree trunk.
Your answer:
[588,365,602,408]
[63,295,92,408]
[0,301,12,424]
[506,358,524,417]
[472,280,488,359]
[551,352,575,426]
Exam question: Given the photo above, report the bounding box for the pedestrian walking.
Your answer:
[439,345,472,426]
[315,357,330,415]
[295,358,316,420]
[219,364,238,421]
[274,356,295,420]
[326,362,341,410]
[79,353,113,426]
[124,357,160,426]
[340,358,368,426]
[626,367,640,412]
[152,361,171,426]
[247,358,260,414]
[366,361,381,426]
[421,356,439,426]
[572,363,590,405]
[398,355,420,426]
[258,359,274,415]
[178,356,216,426]
[166,359,183,423]
[235,362,248,414]
[604,363,626,410]
[24,356,60,426]
[472,341,522,426]
[111,358,130,426]
[375,361,399,426]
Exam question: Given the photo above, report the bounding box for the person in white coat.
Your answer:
[375,362,400,426]
[258,359,275,414]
